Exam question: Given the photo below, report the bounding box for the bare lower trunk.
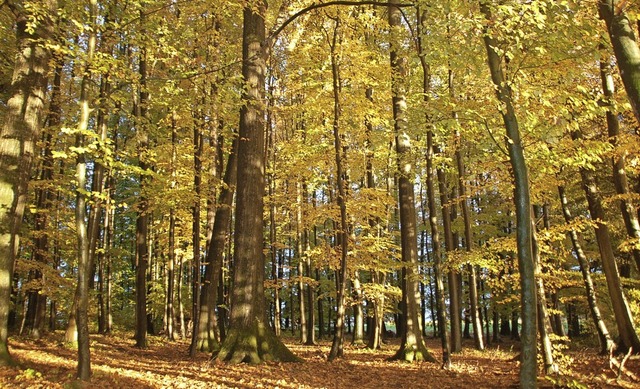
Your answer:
[571,129,640,352]
[481,3,537,385]
[0,1,55,366]
[558,185,614,353]
[328,17,349,360]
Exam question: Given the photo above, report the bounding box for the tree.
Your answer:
[327,14,350,362]
[0,0,56,366]
[389,0,436,364]
[480,2,537,386]
[214,2,298,363]
[598,0,640,123]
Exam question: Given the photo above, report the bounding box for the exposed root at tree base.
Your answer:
[214,321,302,364]
[389,342,437,363]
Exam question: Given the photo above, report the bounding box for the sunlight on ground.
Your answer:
[0,333,638,388]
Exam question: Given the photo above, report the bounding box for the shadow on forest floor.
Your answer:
[0,331,638,388]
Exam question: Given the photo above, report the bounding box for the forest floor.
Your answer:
[0,331,638,388]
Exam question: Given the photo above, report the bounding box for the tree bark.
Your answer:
[328,16,350,361]
[192,135,237,354]
[480,2,537,386]
[134,33,149,349]
[0,0,56,366]
[389,2,436,364]
[455,141,484,350]
[598,0,640,123]
[599,47,640,273]
[531,206,557,375]
[571,128,640,352]
[214,3,297,363]
[558,185,614,354]
[437,167,462,353]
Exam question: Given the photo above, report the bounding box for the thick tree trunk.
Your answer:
[389,3,436,364]
[214,4,297,363]
[598,1,640,123]
[0,0,55,366]
[558,185,614,354]
[480,2,537,386]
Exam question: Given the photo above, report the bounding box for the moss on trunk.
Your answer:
[214,319,301,364]
[390,341,437,363]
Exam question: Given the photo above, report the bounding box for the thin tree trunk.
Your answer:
[415,6,448,366]
[134,41,149,348]
[192,135,237,354]
[571,128,640,352]
[531,206,557,375]
[166,114,178,341]
[190,120,203,350]
[437,167,462,353]
[296,184,307,344]
[328,17,350,361]
[558,185,613,353]
[389,3,436,364]
[351,273,364,346]
[75,1,98,377]
[480,3,537,385]
[455,143,484,350]
[599,47,640,273]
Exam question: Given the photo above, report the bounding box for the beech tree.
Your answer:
[0,0,56,366]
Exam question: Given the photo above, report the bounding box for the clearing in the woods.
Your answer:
[0,332,638,388]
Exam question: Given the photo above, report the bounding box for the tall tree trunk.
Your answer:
[328,17,350,362]
[166,114,178,341]
[480,3,537,386]
[571,129,640,352]
[0,0,55,366]
[351,273,364,346]
[558,185,614,354]
[598,1,640,123]
[192,135,237,355]
[437,167,462,353]
[75,1,97,377]
[190,120,203,349]
[455,141,484,350]
[599,47,640,273]
[215,3,297,363]
[415,6,447,366]
[296,184,307,344]
[26,56,62,339]
[389,3,436,364]
[134,33,149,349]
[531,206,557,375]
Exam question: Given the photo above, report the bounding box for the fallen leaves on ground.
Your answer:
[0,333,638,388]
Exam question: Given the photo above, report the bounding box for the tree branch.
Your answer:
[268,1,414,45]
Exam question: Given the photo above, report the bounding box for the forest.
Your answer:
[1,0,640,388]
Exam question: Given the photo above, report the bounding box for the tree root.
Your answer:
[214,320,301,364]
